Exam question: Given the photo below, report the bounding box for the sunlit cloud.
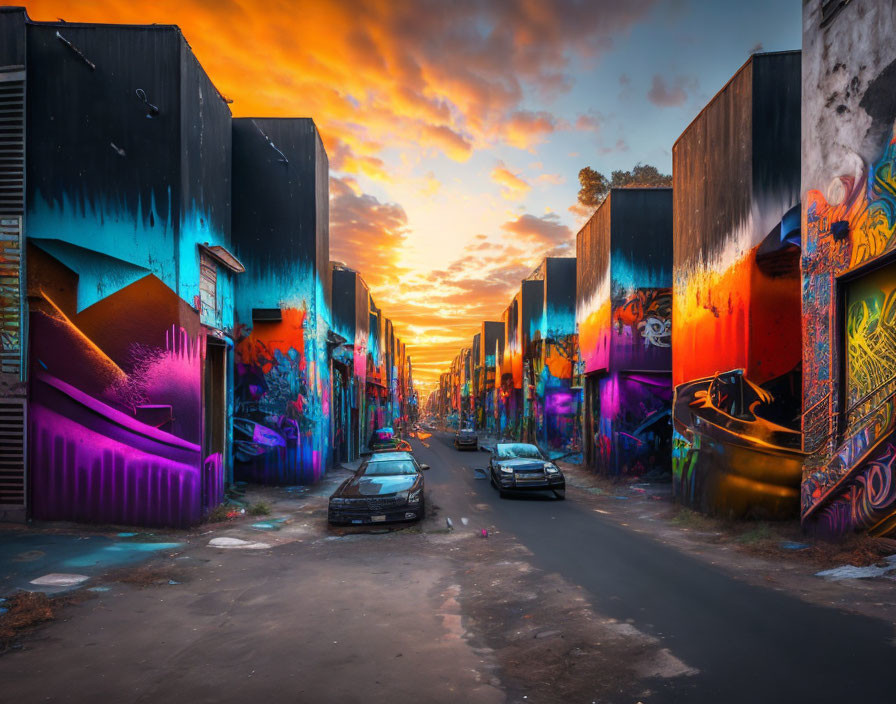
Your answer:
[329,176,410,290]
[491,163,531,200]
[25,0,659,386]
[501,110,557,150]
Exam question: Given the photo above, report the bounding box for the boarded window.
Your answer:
[199,252,217,325]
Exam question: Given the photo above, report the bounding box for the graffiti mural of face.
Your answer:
[639,316,671,347]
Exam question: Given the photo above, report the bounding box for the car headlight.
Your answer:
[499,465,514,474]
[544,464,559,474]
[408,489,422,503]
[330,497,347,506]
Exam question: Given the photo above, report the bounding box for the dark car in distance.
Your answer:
[367,426,413,454]
[454,428,479,450]
[488,443,565,499]
[328,452,429,525]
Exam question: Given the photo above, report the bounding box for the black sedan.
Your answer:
[328,452,429,525]
[488,442,565,499]
[454,428,479,450]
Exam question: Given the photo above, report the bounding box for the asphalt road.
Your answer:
[414,431,896,704]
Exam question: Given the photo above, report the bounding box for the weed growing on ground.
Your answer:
[735,522,774,544]
[670,507,719,530]
[206,504,231,522]
[248,501,272,516]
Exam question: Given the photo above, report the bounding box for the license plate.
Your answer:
[351,519,363,524]
[371,515,386,522]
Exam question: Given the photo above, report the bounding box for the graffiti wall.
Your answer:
[331,265,369,461]
[528,258,578,452]
[672,52,802,517]
[498,296,521,436]
[577,202,611,376]
[801,0,896,536]
[22,21,231,527]
[480,321,504,432]
[577,189,673,476]
[232,118,330,485]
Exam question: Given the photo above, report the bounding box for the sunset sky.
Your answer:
[25,1,801,392]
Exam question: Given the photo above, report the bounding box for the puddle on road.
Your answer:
[250,517,289,531]
[62,542,183,568]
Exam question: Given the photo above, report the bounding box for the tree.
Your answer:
[577,167,609,208]
[577,163,671,208]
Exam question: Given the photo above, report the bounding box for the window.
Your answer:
[199,251,217,325]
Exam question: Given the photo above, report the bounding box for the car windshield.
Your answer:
[362,460,418,476]
[495,443,543,460]
[459,430,475,436]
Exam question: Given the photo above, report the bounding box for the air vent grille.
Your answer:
[0,71,24,217]
[0,397,26,507]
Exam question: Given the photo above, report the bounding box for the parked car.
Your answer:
[488,443,565,499]
[328,452,430,525]
[373,438,412,453]
[454,428,479,450]
[367,427,412,454]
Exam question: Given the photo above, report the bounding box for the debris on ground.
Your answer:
[780,541,810,551]
[815,555,896,581]
[0,592,62,649]
[208,537,271,550]
[101,564,187,588]
[29,574,89,588]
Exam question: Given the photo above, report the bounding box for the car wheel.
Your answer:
[553,489,566,501]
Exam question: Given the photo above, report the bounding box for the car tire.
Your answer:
[553,489,566,500]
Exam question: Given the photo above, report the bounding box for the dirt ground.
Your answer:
[2,456,896,703]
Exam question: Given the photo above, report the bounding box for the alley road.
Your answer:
[2,433,896,704]
[413,431,896,703]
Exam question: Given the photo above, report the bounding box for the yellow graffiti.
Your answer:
[845,284,896,407]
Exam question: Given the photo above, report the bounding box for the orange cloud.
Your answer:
[329,176,410,291]
[502,110,557,149]
[491,163,531,200]
[22,0,656,387]
[24,0,653,177]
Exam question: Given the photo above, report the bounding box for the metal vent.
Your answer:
[0,216,21,375]
[0,69,24,377]
[252,307,282,322]
[0,70,25,216]
[0,397,26,508]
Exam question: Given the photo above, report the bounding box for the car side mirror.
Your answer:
[419,464,430,471]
